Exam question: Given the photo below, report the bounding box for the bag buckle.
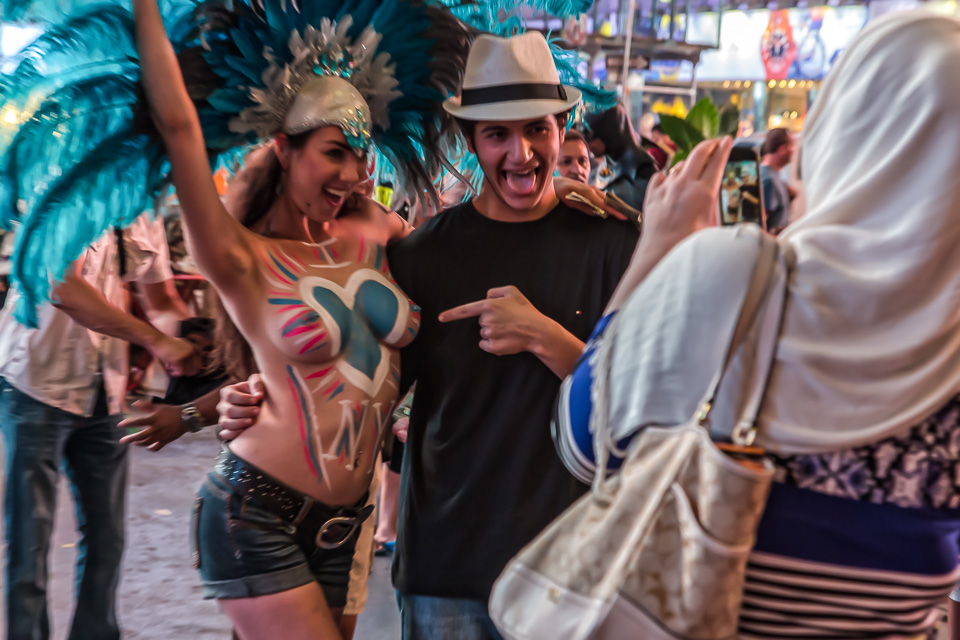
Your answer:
[696,401,712,425]
[315,516,362,550]
[732,421,758,447]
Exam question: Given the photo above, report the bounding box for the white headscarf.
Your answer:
[603,12,960,455]
[762,11,960,453]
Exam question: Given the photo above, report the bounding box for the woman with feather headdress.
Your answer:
[127,0,471,635]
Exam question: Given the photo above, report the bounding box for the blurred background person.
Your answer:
[0,212,199,640]
[761,127,797,234]
[585,104,658,211]
[557,129,591,183]
[645,123,677,170]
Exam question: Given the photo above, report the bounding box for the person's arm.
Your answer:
[604,137,732,314]
[761,172,778,216]
[52,268,201,375]
[119,386,223,451]
[438,286,585,379]
[136,279,190,336]
[133,0,255,292]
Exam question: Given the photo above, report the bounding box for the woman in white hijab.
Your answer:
[554,11,960,638]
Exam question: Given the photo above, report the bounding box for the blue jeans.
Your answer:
[397,592,505,640]
[0,379,127,640]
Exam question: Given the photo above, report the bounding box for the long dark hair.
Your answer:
[210,133,311,381]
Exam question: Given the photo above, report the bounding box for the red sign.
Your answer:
[761,10,796,80]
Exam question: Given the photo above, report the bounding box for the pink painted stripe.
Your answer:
[306,367,333,380]
[289,252,308,269]
[285,325,315,338]
[298,333,326,355]
[357,237,366,262]
[281,309,311,332]
[329,246,339,260]
[265,263,291,285]
[275,249,300,273]
[323,380,341,394]
[288,378,319,478]
[278,305,303,314]
[257,247,292,285]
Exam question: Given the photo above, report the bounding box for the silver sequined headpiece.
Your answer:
[229,17,401,154]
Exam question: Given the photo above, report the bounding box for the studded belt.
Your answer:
[214,447,372,549]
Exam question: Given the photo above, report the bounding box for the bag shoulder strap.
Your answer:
[702,235,785,446]
[589,229,780,492]
[697,235,780,416]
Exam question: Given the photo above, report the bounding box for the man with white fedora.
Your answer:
[384,31,640,638]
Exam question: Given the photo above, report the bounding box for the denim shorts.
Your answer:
[192,471,360,607]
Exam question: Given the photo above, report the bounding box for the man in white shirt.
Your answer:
[0,213,200,640]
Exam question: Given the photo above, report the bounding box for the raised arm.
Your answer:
[604,137,732,314]
[132,0,254,291]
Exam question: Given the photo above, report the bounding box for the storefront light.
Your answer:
[723,80,731,88]
[778,80,787,88]
[745,81,752,88]
[768,80,776,88]
[791,111,799,119]
[788,79,797,88]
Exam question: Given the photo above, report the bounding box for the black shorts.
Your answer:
[192,456,362,608]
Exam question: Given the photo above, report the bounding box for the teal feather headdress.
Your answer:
[0,0,473,326]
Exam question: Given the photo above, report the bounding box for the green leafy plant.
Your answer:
[658,98,740,164]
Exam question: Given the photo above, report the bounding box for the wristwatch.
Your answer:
[181,404,206,433]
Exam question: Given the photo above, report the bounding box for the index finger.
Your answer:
[702,136,733,188]
[680,139,722,180]
[438,300,487,322]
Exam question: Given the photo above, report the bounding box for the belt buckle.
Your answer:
[315,516,360,550]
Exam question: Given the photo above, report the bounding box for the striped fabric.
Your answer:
[740,551,957,639]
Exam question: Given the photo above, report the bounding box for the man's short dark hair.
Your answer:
[762,128,792,157]
[563,128,586,146]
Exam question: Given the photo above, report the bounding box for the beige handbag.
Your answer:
[490,236,785,640]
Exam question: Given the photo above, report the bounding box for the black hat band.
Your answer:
[459,83,568,106]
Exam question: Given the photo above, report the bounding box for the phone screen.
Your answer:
[719,159,762,226]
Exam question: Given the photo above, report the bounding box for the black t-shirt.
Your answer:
[387,201,638,599]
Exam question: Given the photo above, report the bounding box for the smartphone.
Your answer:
[718,145,765,228]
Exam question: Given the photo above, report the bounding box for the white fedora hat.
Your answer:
[443,32,582,121]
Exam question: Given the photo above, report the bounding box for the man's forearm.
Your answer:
[529,318,586,379]
[53,275,166,351]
